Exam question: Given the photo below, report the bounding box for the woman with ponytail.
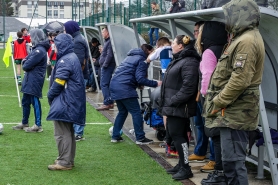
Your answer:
[160,35,200,180]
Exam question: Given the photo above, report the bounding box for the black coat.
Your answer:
[170,0,185,13]
[160,41,200,118]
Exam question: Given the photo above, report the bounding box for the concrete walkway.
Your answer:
[86,91,273,185]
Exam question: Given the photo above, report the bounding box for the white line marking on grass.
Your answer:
[0,77,14,78]
[0,122,112,125]
[0,95,48,98]
[0,95,18,97]
[86,122,112,125]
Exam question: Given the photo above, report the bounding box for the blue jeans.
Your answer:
[73,124,85,136]
[100,63,115,105]
[90,68,99,90]
[22,93,42,126]
[84,79,88,87]
[148,28,159,46]
[113,98,145,141]
[194,102,215,160]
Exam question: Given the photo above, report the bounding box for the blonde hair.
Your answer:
[195,24,204,55]
[175,35,191,48]
[182,36,190,45]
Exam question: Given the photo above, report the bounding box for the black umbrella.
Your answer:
[41,21,64,35]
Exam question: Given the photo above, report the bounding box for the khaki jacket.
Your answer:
[204,0,265,131]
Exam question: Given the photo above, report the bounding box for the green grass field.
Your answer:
[0,49,179,185]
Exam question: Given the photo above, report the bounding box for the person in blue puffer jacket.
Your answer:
[47,33,86,171]
[110,44,162,145]
[12,29,50,133]
[64,20,89,141]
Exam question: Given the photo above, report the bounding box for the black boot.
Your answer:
[166,164,180,174]
[201,170,227,185]
[172,167,193,180]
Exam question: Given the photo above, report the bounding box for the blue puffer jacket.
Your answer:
[99,37,116,68]
[46,34,86,125]
[72,31,89,79]
[110,48,158,100]
[21,40,50,98]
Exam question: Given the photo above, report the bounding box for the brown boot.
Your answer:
[109,104,114,109]
[96,104,111,110]
[48,164,72,171]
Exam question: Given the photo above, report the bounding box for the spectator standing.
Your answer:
[96,27,116,110]
[169,0,185,13]
[47,33,86,170]
[204,0,265,184]
[194,21,228,184]
[21,28,31,43]
[12,31,30,85]
[110,44,162,144]
[162,35,200,180]
[46,32,58,81]
[88,37,101,92]
[12,29,50,132]
[48,32,58,70]
[188,21,215,165]
[64,20,89,141]
[148,2,160,46]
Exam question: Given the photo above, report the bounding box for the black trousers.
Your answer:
[167,116,190,168]
[220,127,248,185]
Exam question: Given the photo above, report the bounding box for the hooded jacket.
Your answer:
[21,29,50,98]
[199,21,227,96]
[160,41,200,118]
[47,33,86,125]
[110,48,158,100]
[64,21,89,79]
[204,0,265,131]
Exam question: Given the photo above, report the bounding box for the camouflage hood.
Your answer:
[222,0,260,35]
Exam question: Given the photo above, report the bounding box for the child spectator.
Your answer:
[21,28,31,43]
[12,29,50,132]
[147,37,172,79]
[12,31,30,85]
[47,32,58,81]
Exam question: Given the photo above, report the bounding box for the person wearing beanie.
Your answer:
[195,21,228,184]
[64,20,89,142]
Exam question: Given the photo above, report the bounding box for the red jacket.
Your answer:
[13,39,28,60]
[23,35,31,43]
[47,40,57,61]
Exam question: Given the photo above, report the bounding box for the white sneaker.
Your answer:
[25,125,43,133]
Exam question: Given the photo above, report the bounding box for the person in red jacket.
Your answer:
[13,31,30,85]
[48,33,58,65]
[21,28,31,43]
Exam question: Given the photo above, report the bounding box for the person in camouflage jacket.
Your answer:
[203,0,265,184]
